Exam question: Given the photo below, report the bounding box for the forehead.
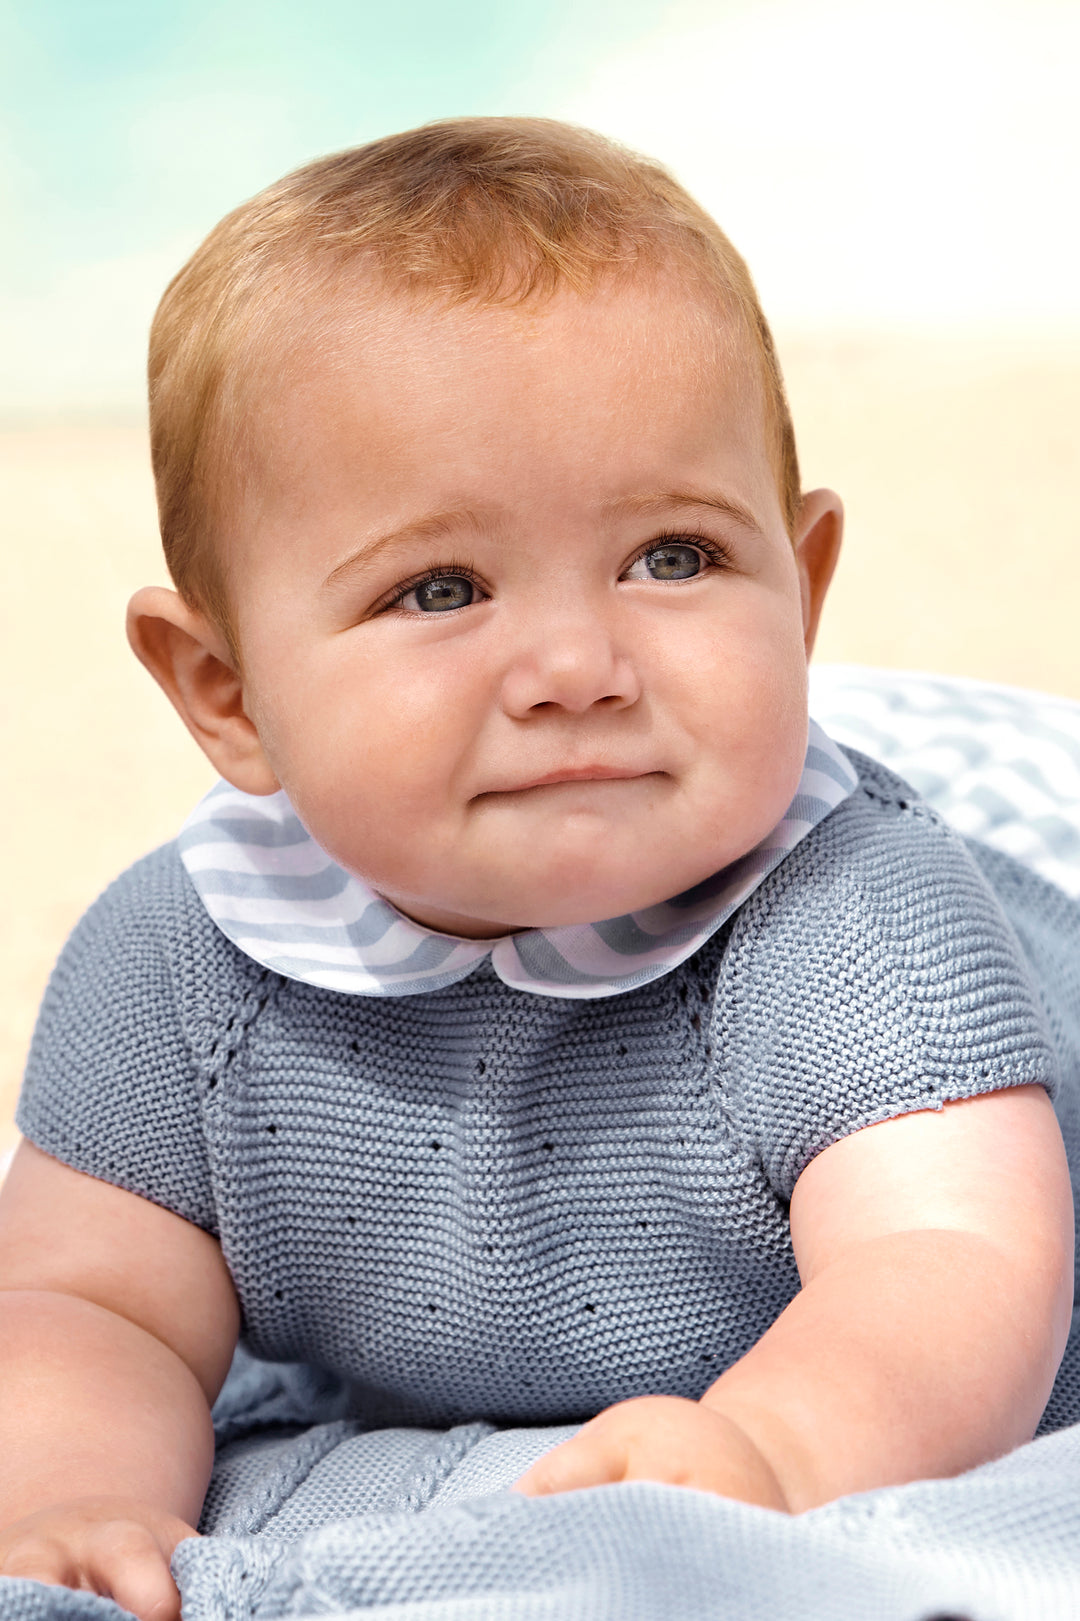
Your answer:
[270,262,758,406]
[232,269,776,539]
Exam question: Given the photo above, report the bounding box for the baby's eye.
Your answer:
[625,543,706,582]
[400,575,476,613]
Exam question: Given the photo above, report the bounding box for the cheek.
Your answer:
[244,633,488,861]
[672,586,808,727]
[666,589,810,815]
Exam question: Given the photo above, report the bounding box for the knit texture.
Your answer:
[19,747,1078,1436]
[4,1420,1080,1621]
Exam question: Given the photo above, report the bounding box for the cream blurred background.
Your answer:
[3,0,1079,1156]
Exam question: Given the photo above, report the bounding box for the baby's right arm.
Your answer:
[0,1140,240,1621]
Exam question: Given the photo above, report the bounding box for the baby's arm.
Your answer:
[0,1141,240,1619]
[515,1083,1074,1508]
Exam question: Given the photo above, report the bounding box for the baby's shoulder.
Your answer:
[18,840,261,1231]
[80,836,207,931]
[749,744,993,933]
[724,748,975,982]
[712,748,1065,1197]
[770,742,1079,951]
[40,839,267,1062]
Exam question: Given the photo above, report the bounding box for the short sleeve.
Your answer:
[17,845,218,1231]
[717,752,1060,1201]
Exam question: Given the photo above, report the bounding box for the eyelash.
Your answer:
[624,530,733,575]
[378,559,486,615]
[377,531,733,615]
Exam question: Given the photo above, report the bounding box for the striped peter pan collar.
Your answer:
[178,718,857,1000]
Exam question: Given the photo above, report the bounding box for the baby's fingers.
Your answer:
[511,1394,791,1508]
[514,1396,700,1496]
[84,1522,184,1621]
[512,1425,626,1497]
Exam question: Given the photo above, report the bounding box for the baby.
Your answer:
[1,118,1078,1621]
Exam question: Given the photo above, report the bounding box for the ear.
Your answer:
[126,587,281,795]
[791,488,843,658]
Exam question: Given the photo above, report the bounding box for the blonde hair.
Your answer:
[149,117,801,656]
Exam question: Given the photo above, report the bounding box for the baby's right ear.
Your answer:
[126,587,281,796]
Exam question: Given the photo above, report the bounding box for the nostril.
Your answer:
[501,641,641,718]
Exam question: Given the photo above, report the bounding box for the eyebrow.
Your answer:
[601,489,762,532]
[321,488,761,592]
[322,509,482,592]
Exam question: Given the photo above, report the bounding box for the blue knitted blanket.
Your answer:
[4,668,1080,1621]
[4,1352,1080,1621]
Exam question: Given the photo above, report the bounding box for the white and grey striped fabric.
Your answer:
[178,718,858,999]
[809,665,1080,899]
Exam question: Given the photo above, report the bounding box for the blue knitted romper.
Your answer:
[17,751,1080,1431]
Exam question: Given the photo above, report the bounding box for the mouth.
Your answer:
[482,766,664,796]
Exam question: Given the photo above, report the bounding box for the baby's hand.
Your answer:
[511,1395,789,1510]
[0,1496,197,1621]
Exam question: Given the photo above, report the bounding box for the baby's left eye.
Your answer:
[625,543,705,582]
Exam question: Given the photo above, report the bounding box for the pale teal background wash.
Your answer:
[3,0,1078,411]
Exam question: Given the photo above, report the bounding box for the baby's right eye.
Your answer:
[399,575,476,613]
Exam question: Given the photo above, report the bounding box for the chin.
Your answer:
[503,876,692,929]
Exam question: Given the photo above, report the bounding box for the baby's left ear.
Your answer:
[791,489,843,657]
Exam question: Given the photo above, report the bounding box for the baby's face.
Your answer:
[225,276,831,936]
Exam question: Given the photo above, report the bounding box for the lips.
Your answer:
[483,766,660,795]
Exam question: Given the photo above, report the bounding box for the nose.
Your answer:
[499,610,641,718]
